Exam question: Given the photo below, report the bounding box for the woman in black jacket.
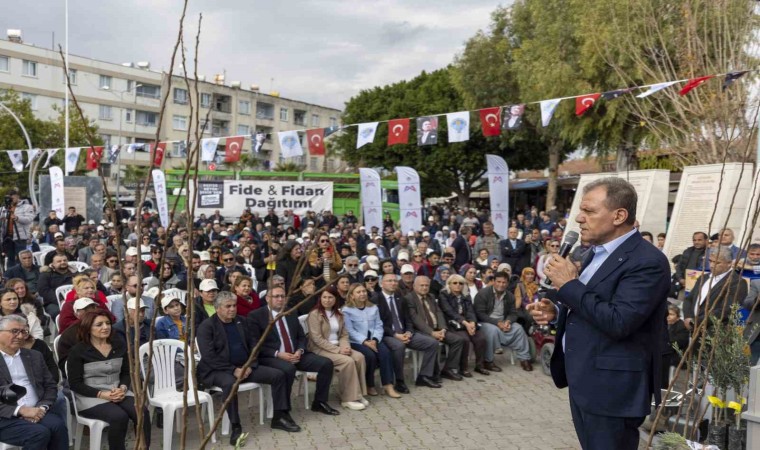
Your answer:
[438,274,490,376]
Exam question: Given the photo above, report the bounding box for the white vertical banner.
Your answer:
[395,166,422,234]
[49,166,65,217]
[446,111,470,143]
[64,147,81,175]
[359,168,383,231]
[7,150,24,172]
[201,138,219,162]
[486,154,510,237]
[278,130,304,158]
[356,122,379,149]
[151,169,170,228]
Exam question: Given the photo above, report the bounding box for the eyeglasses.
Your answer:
[0,329,30,337]
[364,277,377,282]
[210,250,220,254]
[270,294,286,299]
[550,245,559,248]
[319,239,328,243]
[450,281,464,285]
[223,258,234,262]
[346,264,358,267]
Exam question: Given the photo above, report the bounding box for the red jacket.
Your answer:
[59,290,114,334]
[236,292,264,317]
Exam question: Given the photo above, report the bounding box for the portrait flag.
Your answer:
[679,75,715,96]
[359,168,383,232]
[201,138,220,162]
[601,88,633,101]
[356,122,379,149]
[24,149,40,168]
[446,111,470,143]
[306,128,325,156]
[479,107,501,136]
[49,166,65,218]
[278,130,304,158]
[575,93,601,116]
[224,136,243,163]
[636,81,679,98]
[540,99,561,127]
[395,166,422,234]
[43,149,59,168]
[501,105,525,131]
[251,132,266,154]
[85,146,104,171]
[486,154,510,237]
[126,143,145,154]
[722,71,748,91]
[151,169,170,228]
[64,147,81,175]
[152,142,166,167]
[323,125,343,138]
[7,150,23,173]
[387,118,410,146]
[107,145,121,164]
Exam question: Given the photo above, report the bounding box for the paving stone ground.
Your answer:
[112,351,652,449]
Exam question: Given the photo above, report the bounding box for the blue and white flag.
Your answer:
[43,149,59,168]
[24,149,40,168]
[540,98,562,127]
[7,150,23,173]
[278,130,303,158]
[107,145,121,164]
[64,147,81,175]
[201,138,220,162]
[636,81,679,98]
[356,122,379,149]
[446,111,470,143]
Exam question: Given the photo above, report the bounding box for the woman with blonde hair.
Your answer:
[58,275,113,334]
[307,286,368,410]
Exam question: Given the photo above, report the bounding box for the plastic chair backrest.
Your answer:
[68,262,89,272]
[298,314,309,335]
[52,335,61,363]
[56,285,73,305]
[139,339,196,397]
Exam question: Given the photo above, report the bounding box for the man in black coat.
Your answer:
[3,249,41,293]
[37,253,75,320]
[500,227,529,273]
[247,286,339,416]
[674,232,708,296]
[451,226,473,272]
[197,291,295,444]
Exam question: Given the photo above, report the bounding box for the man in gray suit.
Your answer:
[0,314,69,449]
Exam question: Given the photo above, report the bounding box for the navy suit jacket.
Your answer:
[247,306,307,358]
[549,231,670,418]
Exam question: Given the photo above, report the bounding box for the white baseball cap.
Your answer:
[366,243,377,251]
[422,231,430,237]
[73,298,97,311]
[199,279,219,291]
[199,251,211,261]
[363,269,378,278]
[213,220,220,224]
[366,255,380,270]
[88,220,95,225]
[125,247,139,257]
[161,296,182,309]
[126,297,147,310]
[397,251,409,261]
[97,226,105,231]
[400,264,415,274]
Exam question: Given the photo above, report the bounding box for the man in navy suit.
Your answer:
[528,177,670,450]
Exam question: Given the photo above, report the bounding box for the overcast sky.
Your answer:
[1,0,502,110]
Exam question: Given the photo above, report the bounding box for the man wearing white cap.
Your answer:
[111,275,154,323]
[56,298,100,372]
[363,255,380,273]
[397,264,416,298]
[113,297,151,346]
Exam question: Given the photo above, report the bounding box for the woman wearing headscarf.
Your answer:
[459,264,482,299]
[513,267,540,333]
[430,265,451,298]
[445,230,458,249]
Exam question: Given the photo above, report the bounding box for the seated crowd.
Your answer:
[6,201,755,448]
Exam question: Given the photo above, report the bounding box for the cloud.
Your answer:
[0,0,500,110]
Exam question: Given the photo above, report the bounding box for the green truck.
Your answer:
[164,169,400,222]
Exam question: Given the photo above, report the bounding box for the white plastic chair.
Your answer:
[64,362,109,450]
[56,285,74,309]
[242,264,258,291]
[142,276,155,289]
[34,249,53,266]
[162,288,187,305]
[406,349,421,380]
[0,442,19,449]
[105,294,122,312]
[68,261,89,272]
[296,314,312,409]
[38,243,54,252]
[139,339,216,449]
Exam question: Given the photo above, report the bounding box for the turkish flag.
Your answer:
[679,75,715,96]
[152,142,166,167]
[575,93,601,116]
[479,107,501,136]
[307,128,325,155]
[86,146,104,170]
[224,136,244,163]
[387,118,410,146]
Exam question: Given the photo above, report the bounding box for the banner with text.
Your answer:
[359,168,383,231]
[395,166,422,234]
[191,180,333,217]
[49,166,65,218]
[486,154,510,237]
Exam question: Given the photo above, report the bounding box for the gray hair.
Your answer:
[17,249,33,258]
[214,291,236,309]
[380,273,399,282]
[345,255,359,264]
[0,314,28,330]
[711,246,734,263]
[583,177,637,225]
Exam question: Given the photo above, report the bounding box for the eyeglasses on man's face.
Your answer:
[0,328,30,337]
[223,258,234,262]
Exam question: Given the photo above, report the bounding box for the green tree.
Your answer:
[333,68,551,206]
[274,161,305,172]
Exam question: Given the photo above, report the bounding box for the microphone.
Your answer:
[544,230,579,287]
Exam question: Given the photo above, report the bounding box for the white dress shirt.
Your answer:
[694,271,731,318]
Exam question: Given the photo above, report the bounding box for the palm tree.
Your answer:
[122,165,150,190]
[273,161,304,172]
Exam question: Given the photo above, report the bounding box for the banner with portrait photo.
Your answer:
[502,104,525,130]
[416,116,438,146]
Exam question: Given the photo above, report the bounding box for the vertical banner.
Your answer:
[359,168,383,231]
[152,169,170,228]
[49,166,65,217]
[395,166,422,234]
[43,149,59,168]
[486,154,510,237]
[201,138,219,162]
[65,147,81,175]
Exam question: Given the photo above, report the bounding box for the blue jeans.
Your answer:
[351,341,395,387]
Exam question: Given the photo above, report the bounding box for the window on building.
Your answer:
[294,110,306,126]
[0,56,8,73]
[22,60,37,77]
[311,114,320,127]
[256,102,274,119]
[327,158,335,171]
[127,80,135,92]
[136,110,158,126]
[136,84,161,99]
[171,141,188,157]
[310,156,319,171]
[62,69,77,85]
[200,119,211,134]
[200,93,212,108]
[237,124,250,136]
[99,105,113,120]
[238,100,251,115]
[173,115,188,130]
[173,88,188,104]
[100,134,112,147]
[329,117,338,127]
[125,109,133,123]
[20,93,37,110]
[99,75,112,89]
[280,107,289,122]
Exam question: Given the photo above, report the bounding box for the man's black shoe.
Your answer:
[441,368,463,381]
[394,381,410,394]
[484,361,502,372]
[229,424,243,446]
[415,375,442,388]
[271,417,301,432]
[311,401,340,416]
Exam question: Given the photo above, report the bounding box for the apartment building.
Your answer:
[0,32,346,185]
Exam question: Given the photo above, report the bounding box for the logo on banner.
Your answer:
[451,118,467,133]
[360,127,374,139]
[364,181,376,187]
[494,213,504,220]
[403,185,417,192]
[282,135,299,151]
[368,208,378,214]
[405,211,418,218]
[492,176,503,183]
[67,152,78,165]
